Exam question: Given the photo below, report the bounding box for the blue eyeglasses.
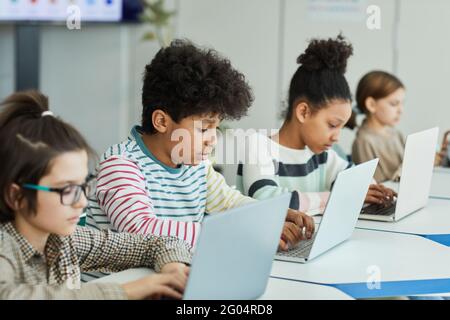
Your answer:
[22,175,96,206]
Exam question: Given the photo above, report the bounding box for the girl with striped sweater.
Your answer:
[238,35,396,214]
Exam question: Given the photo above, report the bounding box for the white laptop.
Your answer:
[359,127,439,222]
[275,159,378,263]
[183,193,291,300]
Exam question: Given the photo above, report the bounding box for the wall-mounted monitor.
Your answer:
[0,0,127,22]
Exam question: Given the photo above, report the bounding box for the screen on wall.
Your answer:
[0,0,125,22]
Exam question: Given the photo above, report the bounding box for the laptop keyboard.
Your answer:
[360,200,397,216]
[277,234,317,258]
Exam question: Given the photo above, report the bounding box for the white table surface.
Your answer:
[270,228,450,284]
[93,267,353,300]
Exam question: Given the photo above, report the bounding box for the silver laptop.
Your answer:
[275,159,378,263]
[359,127,439,222]
[183,193,291,300]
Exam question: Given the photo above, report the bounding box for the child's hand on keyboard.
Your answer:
[278,209,316,251]
[379,184,397,204]
[365,184,397,207]
[278,222,301,251]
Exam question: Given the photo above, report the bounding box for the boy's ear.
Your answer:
[152,110,171,133]
[5,183,24,211]
[365,97,377,114]
[294,102,310,124]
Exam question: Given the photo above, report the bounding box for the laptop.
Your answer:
[359,127,439,222]
[183,193,291,300]
[275,159,378,264]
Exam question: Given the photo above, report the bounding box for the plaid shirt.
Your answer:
[0,222,192,299]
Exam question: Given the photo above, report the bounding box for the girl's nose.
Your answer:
[73,192,88,209]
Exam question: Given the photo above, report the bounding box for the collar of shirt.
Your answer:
[3,222,72,271]
[3,222,42,262]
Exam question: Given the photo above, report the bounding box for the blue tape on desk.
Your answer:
[333,279,450,298]
[270,276,450,299]
[422,234,450,246]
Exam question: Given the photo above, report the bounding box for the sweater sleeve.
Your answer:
[205,162,256,213]
[352,137,386,182]
[240,134,330,214]
[73,227,192,273]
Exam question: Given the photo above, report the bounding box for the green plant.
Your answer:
[140,0,177,47]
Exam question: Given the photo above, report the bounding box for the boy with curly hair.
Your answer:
[85,40,313,280]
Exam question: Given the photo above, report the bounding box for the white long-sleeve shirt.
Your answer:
[236,133,352,214]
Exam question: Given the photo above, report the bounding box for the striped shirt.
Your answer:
[236,133,352,214]
[86,126,254,248]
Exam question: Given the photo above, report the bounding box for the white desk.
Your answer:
[430,170,450,199]
[309,172,450,237]
[94,229,450,299]
[271,229,450,284]
[94,267,353,300]
[380,171,449,200]
[434,167,450,174]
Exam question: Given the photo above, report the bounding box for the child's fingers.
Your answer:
[387,188,397,198]
[367,189,385,200]
[283,222,302,245]
[286,209,305,229]
[370,185,393,201]
[164,268,188,287]
[288,221,304,242]
[369,184,386,195]
[365,194,383,204]
[369,184,383,191]
[304,215,315,238]
[373,185,395,202]
[173,272,188,289]
[282,225,297,245]
[378,185,396,198]
[160,274,186,294]
[278,238,288,251]
[285,209,296,221]
[154,285,183,300]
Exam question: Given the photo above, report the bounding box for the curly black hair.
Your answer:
[141,39,254,134]
[284,34,354,121]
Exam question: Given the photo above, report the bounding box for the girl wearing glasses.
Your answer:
[0,90,192,300]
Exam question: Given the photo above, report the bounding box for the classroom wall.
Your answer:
[0,0,449,184]
[39,24,161,154]
[281,0,396,153]
[176,0,281,132]
[0,25,15,101]
[396,0,450,141]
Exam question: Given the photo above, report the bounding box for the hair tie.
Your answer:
[41,111,54,117]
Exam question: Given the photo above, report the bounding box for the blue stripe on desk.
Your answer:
[356,227,450,247]
[422,234,450,246]
[270,276,450,299]
[334,279,450,298]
